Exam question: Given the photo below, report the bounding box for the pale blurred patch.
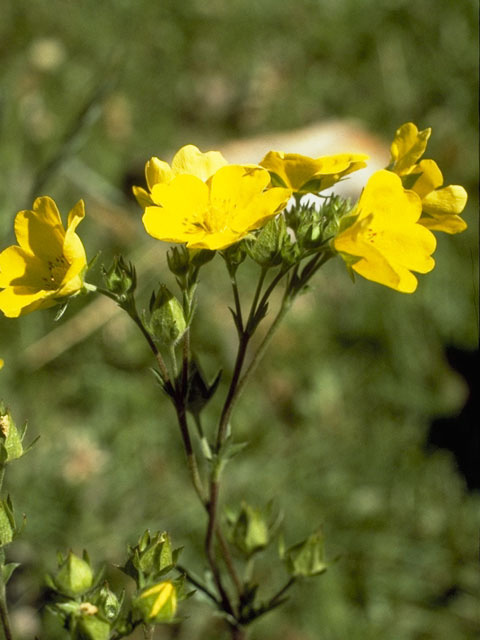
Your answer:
[61,432,108,483]
[28,37,65,72]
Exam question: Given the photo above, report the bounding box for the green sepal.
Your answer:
[148,286,187,347]
[185,361,222,417]
[0,496,16,546]
[2,562,20,584]
[51,551,94,597]
[281,530,327,578]
[74,614,111,640]
[247,217,286,267]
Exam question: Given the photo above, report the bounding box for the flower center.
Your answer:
[42,255,68,289]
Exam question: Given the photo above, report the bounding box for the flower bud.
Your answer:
[95,584,122,623]
[122,531,177,586]
[133,580,177,623]
[0,404,24,463]
[282,530,327,578]
[167,246,190,276]
[247,217,286,267]
[53,551,94,596]
[228,502,271,557]
[74,613,110,640]
[149,286,186,346]
[103,256,136,297]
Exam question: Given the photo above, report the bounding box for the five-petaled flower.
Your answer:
[259,150,368,194]
[0,197,87,317]
[334,170,436,293]
[388,122,467,234]
[142,164,291,251]
[133,144,228,208]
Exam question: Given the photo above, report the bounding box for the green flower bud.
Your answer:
[75,610,110,640]
[282,530,327,578]
[189,248,215,268]
[149,286,186,346]
[222,242,247,273]
[103,256,136,297]
[167,246,190,276]
[133,580,177,623]
[247,217,286,267]
[228,502,271,557]
[53,551,94,596]
[0,404,24,463]
[122,531,178,586]
[95,584,122,623]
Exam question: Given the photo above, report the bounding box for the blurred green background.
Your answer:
[1,0,478,638]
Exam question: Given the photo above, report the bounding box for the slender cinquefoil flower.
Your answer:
[133,144,228,207]
[388,122,467,233]
[142,164,291,251]
[0,197,87,317]
[334,170,436,293]
[259,150,368,194]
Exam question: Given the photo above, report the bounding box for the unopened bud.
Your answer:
[0,404,24,463]
[134,580,177,623]
[53,551,93,596]
[282,530,327,578]
[149,286,186,346]
[103,256,136,297]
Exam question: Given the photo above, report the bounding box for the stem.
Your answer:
[0,587,13,640]
[230,624,247,640]
[205,479,235,616]
[95,287,171,382]
[142,624,154,640]
[230,272,244,334]
[177,565,220,605]
[175,407,206,502]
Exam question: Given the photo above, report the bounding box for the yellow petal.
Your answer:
[132,186,154,208]
[420,185,468,234]
[145,157,174,189]
[390,123,431,175]
[14,196,65,261]
[144,175,210,244]
[210,165,270,210]
[0,286,56,317]
[260,151,368,192]
[410,159,443,198]
[231,187,291,233]
[171,145,227,181]
[0,246,47,287]
[64,201,87,267]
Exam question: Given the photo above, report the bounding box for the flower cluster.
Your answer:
[0,123,468,316]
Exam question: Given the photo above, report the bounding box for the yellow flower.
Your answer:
[137,580,177,621]
[334,170,436,293]
[0,197,87,317]
[142,165,291,250]
[133,144,228,207]
[389,122,467,234]
[0,359,3,370]
[259,150,368,194]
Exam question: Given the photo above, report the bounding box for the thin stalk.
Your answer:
[95,287,170,382]
[176,565,220,605]
[230,272,244,334]
[175,407,206,503]
[0,588,13,640]
[142,623,154,640]
[205,479,236,617]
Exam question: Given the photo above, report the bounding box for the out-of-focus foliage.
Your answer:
[0,0,478,638]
